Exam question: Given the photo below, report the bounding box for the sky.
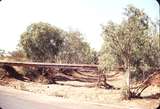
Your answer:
[0,0,159,52]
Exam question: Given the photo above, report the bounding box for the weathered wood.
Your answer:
[0,61,98,72]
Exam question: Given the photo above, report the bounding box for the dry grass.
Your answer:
[3,79,159,109]
[6,80,121,104]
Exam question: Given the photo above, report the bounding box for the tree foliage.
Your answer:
[19,22,64,62]
[100,5,159,99]
[56,31,97,64]
[100,5,159,71]
[0,49,5,56]
[0,49,5,59]
[19,22,96,64]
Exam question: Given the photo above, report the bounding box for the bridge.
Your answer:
[0,61,98,72]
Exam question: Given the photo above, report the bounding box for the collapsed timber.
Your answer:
[0,61,115,89]
[130,68,160,98]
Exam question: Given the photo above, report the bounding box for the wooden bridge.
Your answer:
[0,61,98,72]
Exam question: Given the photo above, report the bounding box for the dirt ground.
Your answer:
[0,68,160,109]
[0,76,159,109]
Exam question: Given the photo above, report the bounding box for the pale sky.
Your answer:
[0,0,159,51]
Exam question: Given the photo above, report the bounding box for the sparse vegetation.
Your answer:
[99,5,159,99]
[0,4,159,109]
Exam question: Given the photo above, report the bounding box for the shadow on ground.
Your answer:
[142,93,160,99]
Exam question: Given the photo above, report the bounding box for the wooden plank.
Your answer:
[0,61,98,71]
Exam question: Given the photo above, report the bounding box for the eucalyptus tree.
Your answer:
[19,22,64,62]
[57,31,95,64]
[100,5,150,99]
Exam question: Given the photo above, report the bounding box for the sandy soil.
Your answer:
[0,69,159,109]
[0,78,159,109]
[0,86,130,109]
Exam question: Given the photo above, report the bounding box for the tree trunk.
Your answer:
[122,57,131,100]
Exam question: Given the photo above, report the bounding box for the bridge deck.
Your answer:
[0,61,98,71]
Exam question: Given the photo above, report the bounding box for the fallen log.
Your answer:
[131,69,160,96]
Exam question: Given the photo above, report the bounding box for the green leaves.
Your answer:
[19,22,96,64]
[57,31,96,64]
[100,5,159,71]
[19,22,64,62]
